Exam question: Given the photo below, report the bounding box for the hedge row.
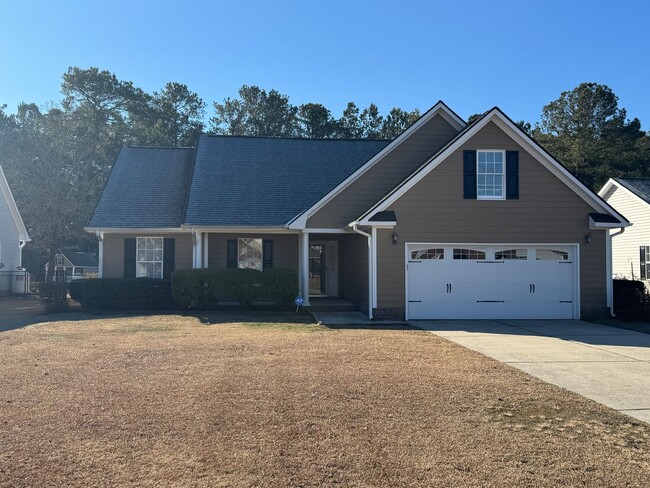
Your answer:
[64,268,298,311]
[171,268,298,309]
[37,282,69,313]
[81,278,177,310]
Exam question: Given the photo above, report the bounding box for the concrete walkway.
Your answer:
[415,319,650,424]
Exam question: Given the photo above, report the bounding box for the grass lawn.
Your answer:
[1,313,649,487]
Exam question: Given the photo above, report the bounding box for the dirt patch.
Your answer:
[1,314,649,487]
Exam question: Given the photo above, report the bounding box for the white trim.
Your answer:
[589,216,625,229]
[356,109,628,226]
[476,149,506,201]
[357,220,397,227]
[287,101,466,229]
[184,226,299,234]
[371,227,378,308]
[0,165,30,241]
[86,227,190,234]
[350,224,373,318]
[598,178,650,211]
[303,228,349,234]
[403,242,581,321]
[193,232,203,268]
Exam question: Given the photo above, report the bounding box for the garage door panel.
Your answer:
[406,244,577,320]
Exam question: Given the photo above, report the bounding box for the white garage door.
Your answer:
[406,244,578,320]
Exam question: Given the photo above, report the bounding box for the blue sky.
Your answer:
[1,0,648,128]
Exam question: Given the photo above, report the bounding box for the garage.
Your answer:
[406,244,578,320]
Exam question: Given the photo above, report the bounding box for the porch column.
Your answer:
[299,231,311,306]
[203,233,209,269]
[97,232,104,278]
[193,231,203,268]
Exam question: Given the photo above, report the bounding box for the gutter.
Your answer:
[608,227,626,317]
[350,223,373,320]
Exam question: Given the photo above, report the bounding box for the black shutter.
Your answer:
[463,150,477,199]
[227,239,238,268]
[124,238,136,278]
[641,246,647,280]
[506,151,519,199]
[263,240,273,270]
[163,238,175,279]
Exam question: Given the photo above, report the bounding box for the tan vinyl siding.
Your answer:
[339,233,368,308]
[207,233,299,270]
[376,121,607,310]
[604,186,650,280]
[307,114,459,229]
[102,233,193,278]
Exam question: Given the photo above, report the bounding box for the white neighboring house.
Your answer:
[599,178,650,283]
[0,164,30,294]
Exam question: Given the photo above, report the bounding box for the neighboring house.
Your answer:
[599,178,650,283]
[46,252,99,282]
[87,102,628,320]
[0,164,30,295]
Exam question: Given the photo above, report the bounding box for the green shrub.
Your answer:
[614,279,650,319]
[262,268,299,309]
[81,278,178,310]
[37,282,69,313]
[67,280,83,303]
[171,268,298,309]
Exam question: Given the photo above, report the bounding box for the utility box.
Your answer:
[11,269,30,295]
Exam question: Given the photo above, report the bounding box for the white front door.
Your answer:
[406,244,578,320]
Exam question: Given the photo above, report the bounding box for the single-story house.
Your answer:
[0,164,30,295]
[87,102,628,320]
[598,178,650,284]
[45,251,99,282]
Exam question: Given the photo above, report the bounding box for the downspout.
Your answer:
[351,223,373,319]
[18,240,26,268]
[608,227,626,317]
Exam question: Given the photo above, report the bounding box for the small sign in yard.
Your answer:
[295,295,304,312]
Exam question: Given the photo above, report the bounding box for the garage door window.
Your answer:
[453,248,486,260]
[536,249,568,261]
[495,249,527,260]
[411,248,444,260]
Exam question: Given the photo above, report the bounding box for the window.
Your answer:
[238,238,263,271]
[411,248,444,260]
[495,249,527,260]
[477,150,505,199]
[136,237,163,278]
[56,256,63,266]
[641,246,649,280]
[453,248,486,260]
[536,249,569,261]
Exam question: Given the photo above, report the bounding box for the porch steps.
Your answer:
[306,298,359,312]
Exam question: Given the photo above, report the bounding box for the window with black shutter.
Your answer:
[163,238,175,279]
[124,238,136,278]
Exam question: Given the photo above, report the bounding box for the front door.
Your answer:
[309,244,326,295]
[309,241,339,297]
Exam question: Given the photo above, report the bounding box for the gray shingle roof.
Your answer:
[88,146,194,228]
[614,178,650,205]
[183,135,389,226]
[62,252,98,267]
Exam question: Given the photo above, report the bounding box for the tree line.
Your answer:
[0,67,648,279]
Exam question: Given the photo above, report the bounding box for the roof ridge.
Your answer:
[199,133,392,142]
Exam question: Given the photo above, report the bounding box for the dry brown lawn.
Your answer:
[1,312,649,487]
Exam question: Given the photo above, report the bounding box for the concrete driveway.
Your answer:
[415,319,650,424]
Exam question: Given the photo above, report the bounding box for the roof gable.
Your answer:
[87,146,194,229]
[608,178,650,206]
[0,164,30,241]
[183,135,389,227]
[287,101,466,229]
[61,251,98,267]
[355,108,629,226]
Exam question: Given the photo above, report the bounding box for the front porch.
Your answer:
[192,230,370,314]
